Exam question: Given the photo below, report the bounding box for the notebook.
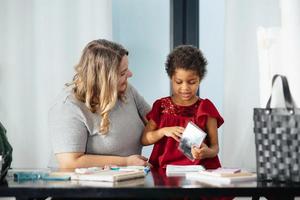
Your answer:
[71,170,145,182]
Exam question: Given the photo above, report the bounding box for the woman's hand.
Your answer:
[191,143,217,160]
[160,126,184,142]
[126,155,150,166]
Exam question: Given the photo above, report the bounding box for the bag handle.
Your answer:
[266,74,295,110]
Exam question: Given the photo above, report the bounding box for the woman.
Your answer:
[49,39,150,169]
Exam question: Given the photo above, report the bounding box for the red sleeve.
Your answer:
[196,99,224,128]
[146,99,162,126]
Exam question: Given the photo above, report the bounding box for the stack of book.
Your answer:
[185,168,256,186]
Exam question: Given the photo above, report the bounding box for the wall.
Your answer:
[0,0,112,168]
[223,0,281,170]
[112,0,170,158]
[199,0,225,160]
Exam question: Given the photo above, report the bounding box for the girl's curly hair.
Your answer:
[165,45,207,79]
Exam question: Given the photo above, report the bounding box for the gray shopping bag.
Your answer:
[253,74,300,182]
[0,121,13,181]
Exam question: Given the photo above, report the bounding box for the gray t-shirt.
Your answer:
[48,84,150,167]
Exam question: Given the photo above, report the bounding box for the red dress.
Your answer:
[147,97,224,169]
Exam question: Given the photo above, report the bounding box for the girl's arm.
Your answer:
[141,119,184,145]
[191,117,219,159]
[56,153,149,169]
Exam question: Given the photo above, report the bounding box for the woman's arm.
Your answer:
[191,117,219,159]
[141,120,184,145]
[56,153,149,169]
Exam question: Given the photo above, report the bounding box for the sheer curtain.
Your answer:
[0,0,112,168]
[222,0,280,170]
[222,0,300,170]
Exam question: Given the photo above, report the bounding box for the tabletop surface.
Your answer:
[1,168,300,199]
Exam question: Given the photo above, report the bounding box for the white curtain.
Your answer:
[257,0,300,108]
[223,0,300,170]
[222,0,281,170]
[0,0,112,168]
[278,0,300,106]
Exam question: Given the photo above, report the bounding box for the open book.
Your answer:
[71,170,145,182]
[179,121,207,160]
[166,164,205,176]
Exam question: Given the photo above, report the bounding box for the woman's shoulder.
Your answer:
[51,87,75,104]
[124,83,139,100]
[49,87,84,114]
[125,83,137,95]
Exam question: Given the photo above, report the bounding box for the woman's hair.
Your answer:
[68,39,128,134]
[165,45,207,79]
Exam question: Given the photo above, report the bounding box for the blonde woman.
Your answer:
[48,39,150,169]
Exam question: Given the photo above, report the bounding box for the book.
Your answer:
[186,171,257,185]
[71,177,145,187]
[12,171,71,181]
[179,121,207,160]
[187,179,257,188]
[166,164,205,176]
[111,166,151,174]
[197,168,245,177]
[71,170,145,182]
[74,166,150,173]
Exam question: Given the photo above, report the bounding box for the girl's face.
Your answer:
[171,68,200,105]
[117,55,132,93]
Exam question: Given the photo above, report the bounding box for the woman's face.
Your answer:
[117,55,132,93]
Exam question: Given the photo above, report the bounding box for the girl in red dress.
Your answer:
[141,45,224,170]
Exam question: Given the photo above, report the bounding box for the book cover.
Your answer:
[71,170,145,182]
[179,121,207,160]
[166,164,205,176]
[186,172,257,185]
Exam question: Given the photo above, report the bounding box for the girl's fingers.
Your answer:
[171,133,180,142]
[191,149,201,160]
[173,135,180,142]
[200,142,208,148]
[174,131,182,138]
[192,146,201,153]
[177,127,185,132]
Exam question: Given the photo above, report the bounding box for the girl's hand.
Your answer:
[191,143,216,160]
[160,126,184,142]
